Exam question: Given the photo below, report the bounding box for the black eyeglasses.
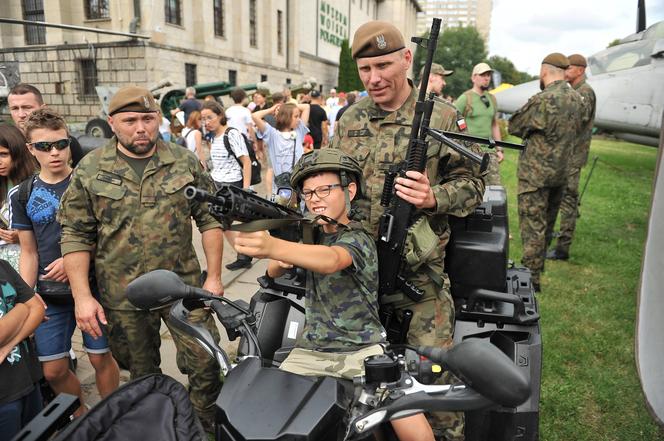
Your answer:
[30,138,70,152]
[480,94,491,108]
[300,184,343,200]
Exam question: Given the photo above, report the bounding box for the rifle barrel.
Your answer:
[426,128,490,172]
[439,131,526,151]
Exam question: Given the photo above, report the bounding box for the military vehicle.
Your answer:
[494,1,663,147]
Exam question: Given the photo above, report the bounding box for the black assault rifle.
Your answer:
[376,18,524,301]
[184,185,303,234]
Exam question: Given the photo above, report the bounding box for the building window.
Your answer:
[165,0,181,26]
[84,0,110,20]
[249,0,257,47]
[286,78,291,85]
[185,63,197,87]
[78,59,98,96]
[260,74,268,82]
[228,70,237,87]
[213,0,225,37]
[21,0,46,45]
[277,10,283,55]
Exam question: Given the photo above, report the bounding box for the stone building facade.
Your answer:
[0,0,420,124]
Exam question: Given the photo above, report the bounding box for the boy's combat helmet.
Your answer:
[290,149,365,212]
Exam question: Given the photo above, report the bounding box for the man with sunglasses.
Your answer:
[9,108,119,416]
[56,86,223,432]
[455,62,504,186]
[7,84,85,167]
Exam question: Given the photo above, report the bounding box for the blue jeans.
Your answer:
[34,299,110,362]
[0,384,43,439]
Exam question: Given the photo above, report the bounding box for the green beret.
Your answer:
[568,54,587,67]
[352,21,405,59]
[541,53,570,69]
[109,86,160,116]
[421,63,454,78]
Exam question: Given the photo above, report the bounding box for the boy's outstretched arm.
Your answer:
[234,231,352,275]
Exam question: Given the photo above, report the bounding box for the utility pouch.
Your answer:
[36,280,74,305]
[404,217,438,271]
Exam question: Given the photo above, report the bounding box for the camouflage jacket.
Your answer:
[330,82,484,256]
[58,138,220,310]
[299,224,386,350]
[509,80,583,188]
[570,78,596,168]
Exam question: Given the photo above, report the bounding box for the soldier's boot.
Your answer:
[225,254,252,270]
[546,248,569,261]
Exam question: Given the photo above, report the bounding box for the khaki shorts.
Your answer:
[279,344,384,380]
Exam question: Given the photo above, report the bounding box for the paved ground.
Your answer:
[73,232,269,407]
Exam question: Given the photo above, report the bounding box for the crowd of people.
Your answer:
[0,17,596,441]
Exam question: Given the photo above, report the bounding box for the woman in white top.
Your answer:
[201,101,253,270]
[251,102,310,195]
[0,125,37,270]
[201,101,251,190]
[181,110,206,168]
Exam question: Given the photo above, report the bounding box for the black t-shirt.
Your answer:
[336,105,350,122]
[69,135,84,167]
[0,260,42,404]
[179,98,202,124]
[10,175,70,276]
[308,104,328,148]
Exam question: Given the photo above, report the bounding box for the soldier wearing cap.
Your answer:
[509,53,584,292]
[418,62,454,97]
[58,85,223,431]
[330,20,485,441]
[546,54,597,261]
[455,62,504,186]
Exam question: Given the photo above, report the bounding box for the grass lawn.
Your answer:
[498,136,664,440]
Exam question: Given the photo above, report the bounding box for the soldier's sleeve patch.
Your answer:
[96,172,122,186]
[457,118,467,131]
[347,128,372,138]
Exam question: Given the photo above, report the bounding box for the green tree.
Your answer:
[413,26,487,98]
[337,39,363,92]
[487,55,537,85]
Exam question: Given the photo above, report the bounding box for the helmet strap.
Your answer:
[340,170,352,214]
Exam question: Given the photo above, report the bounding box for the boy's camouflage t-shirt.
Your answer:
[298,226,386,350]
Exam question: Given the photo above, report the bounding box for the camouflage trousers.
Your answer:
[105,306,222,429]
[387,275,464,441]
[483,151,502,187]
[517,180,565,284]
[546,167,581,254]
[279,344,384,380]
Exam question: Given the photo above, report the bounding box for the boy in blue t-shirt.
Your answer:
[10,108,119,415]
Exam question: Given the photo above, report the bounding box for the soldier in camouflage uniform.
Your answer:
[57,86,223,430]
[546,54,597,261]
[509,53,583,292]
[329,21,485,441]
[234,149,435,441]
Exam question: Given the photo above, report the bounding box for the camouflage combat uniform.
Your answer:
[330,81,485,440]
[58,138,222,427]
[279,223,386,380]
[547,77,596,255]
[509,79,583,285]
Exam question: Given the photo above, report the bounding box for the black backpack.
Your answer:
[223,127,262,186]
[175,128,195,147]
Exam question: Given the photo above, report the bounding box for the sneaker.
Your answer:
[225,256,252,271]
[545,249,569,261]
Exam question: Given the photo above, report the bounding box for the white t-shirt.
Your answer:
[181,127,198,153]
[258,121,308,192]
[225,105,252,137]
[326,97,338,108]
[209,128,248,184]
